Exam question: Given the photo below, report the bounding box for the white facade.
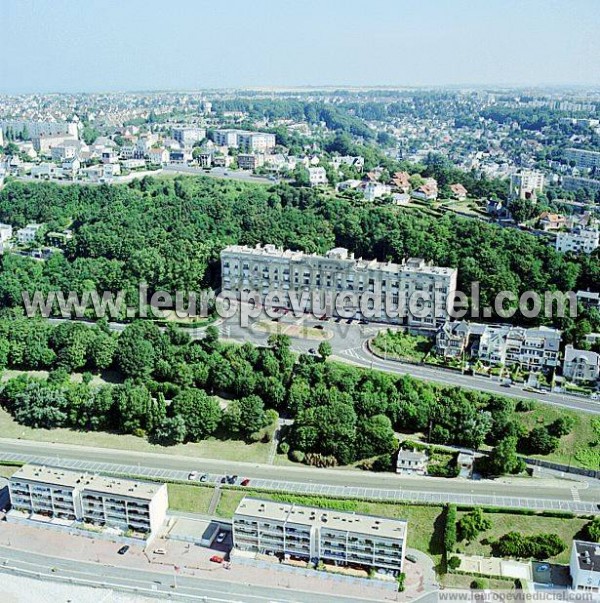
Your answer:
[233,497,407,572]
[364,182,391,201]
[571,541,600,593]
[565,148,600,171]
[396,449,428,476]
[16,223,43,244]
[172,127,206,147]
[9,464,168,536]
[556,228,599,254]
[510,169,545,200]
[308,166,327,186]
[221,244,457,329]
[563,345,600,383]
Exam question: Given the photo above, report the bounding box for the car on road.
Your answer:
[210,555,224,563]
[308,348,316,354]
[216,531,227,544]
[199,473,208,482]
[187,471,198,480]
[117,545,130,555]
[153,548,166,555]
[314,324,324,330]
[405,554,417,563]
[220,476,227,484]
[241,478,250,486]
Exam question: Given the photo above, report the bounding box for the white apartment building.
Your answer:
[172,127,206,147]
[9,464,168,536]
[213,129,239,147]
[563,345,600,384]
[509,169,545,200]
[221,244,457,329]
[16,223,43,244]
[237,132,276,153]
[233,497,407,572]
[556,228,599,254]
[308,166,327,186]
[570,541,600,593]
[1,120,78,139]
[32,132,79,155]
[0,223,13,244]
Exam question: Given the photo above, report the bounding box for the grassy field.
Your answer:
[517,404,600,469]
[167,483,214,515]
[0,407,271,463]
[371,329,432,362]
[454,510,588,565]
[0,464,18,478]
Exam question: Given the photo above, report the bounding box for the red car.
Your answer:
[210,555,224,564]
[241,478,250,486]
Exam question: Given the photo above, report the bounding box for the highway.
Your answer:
[0,439,597,513]
[0,544,376,603]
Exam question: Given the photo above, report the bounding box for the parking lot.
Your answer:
[1,451,597,514]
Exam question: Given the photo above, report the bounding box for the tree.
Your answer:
[13,382,69,429]
[355,414,397,459]
[457,508,492,542]
[115,323,156,379]
[152,415,186,446]
[525,426,559,455]
[318,341,332,361]
[486,436,525,476]
[444,504,457,553]
[223,394,268,437]
[113,381,153,434]
[171,389,221,442]
[447,556,461,571]
[547,416,575,438]
[586,516,600,542]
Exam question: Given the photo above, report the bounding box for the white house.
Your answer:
[364,182,392,201]
[396,449,428,476]
[308,166,327,186]
[16,223,43,244]
[148,147,169,166]
[563,345,600,384]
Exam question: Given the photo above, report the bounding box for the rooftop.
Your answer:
[11,464,165,501]
[234,497,407,540]
[574,540,600,573]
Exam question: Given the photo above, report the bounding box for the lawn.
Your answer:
[0,407,271,463]
[371,328,433,362]
[0,464,18,478]
[516,405,600,469]
[167,483,214,515]
[454,510,589,565]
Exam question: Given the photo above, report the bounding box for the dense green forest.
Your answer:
[0,177,597,340]
[0,318,581,470]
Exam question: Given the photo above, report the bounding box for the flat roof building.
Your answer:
[9,464,168,535]
[233,497,407,572]
[221,244,457,330]
[570,540,600,593]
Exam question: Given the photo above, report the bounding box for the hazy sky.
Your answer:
[1,0,599,92]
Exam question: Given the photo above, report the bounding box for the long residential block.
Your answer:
[233,497,407,572]
[9,464,168,535]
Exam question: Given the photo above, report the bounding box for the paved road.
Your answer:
[0,439,597,513]
[0,544,373,602]
[46,311,600,414]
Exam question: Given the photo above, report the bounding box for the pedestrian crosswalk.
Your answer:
[571,487,581,502]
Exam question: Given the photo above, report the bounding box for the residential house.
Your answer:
[148,147,169,166]
[308,166,327,186]
[457,450,475,479]
[412,180,438,201]
[538,211,568,231]
[364,181,391,201]
[563,345,600,384]
[396,449,428,476]
[391,171,411,193]
[238,153,264,171]
[435,321,472,359]
[16,223,43,244]
[450,183,468,200]
[577,290,600,310]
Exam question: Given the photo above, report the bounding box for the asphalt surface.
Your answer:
[0,439,597,513]
[0,544,374,602]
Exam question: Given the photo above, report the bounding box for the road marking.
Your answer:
[571,487,581,502]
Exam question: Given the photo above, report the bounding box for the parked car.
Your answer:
[241,478,250,486]
[216,532,227,544]
[308,348,316,354]
[117,545,130,555]
[210,555,224,563]
[188,471,198,480]
[405,554,417,563]
[199,473,208,482]
[220,476,227,484]
[153,548,166,555]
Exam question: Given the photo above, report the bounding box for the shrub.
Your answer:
[492,532,566,560]
[447,556,461,571]
[444,504,457,553]
[471,578,488,590]
[396,572,406,592]
[289,450,305,463]
[278,441,290,455]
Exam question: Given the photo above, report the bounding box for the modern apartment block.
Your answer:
[172,126,206,147]
[9,464,168,535]
[556,228,599,254]
[233,497,407,572]
[570,540,600,593]
[221,244,457,329]
[213,129,275,152]
[436,321,562,370]
[564,148,600,171]
[509,169,545,200]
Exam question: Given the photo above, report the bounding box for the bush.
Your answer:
[516,400,535,412]
[305,452,338,467]
[278,441,290,455]
[492,532,566,560]
[289,450,305,463]
[396,572,406,592]
[447,556,461,571]
[444,504,457,553]
[471,578,488,590]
